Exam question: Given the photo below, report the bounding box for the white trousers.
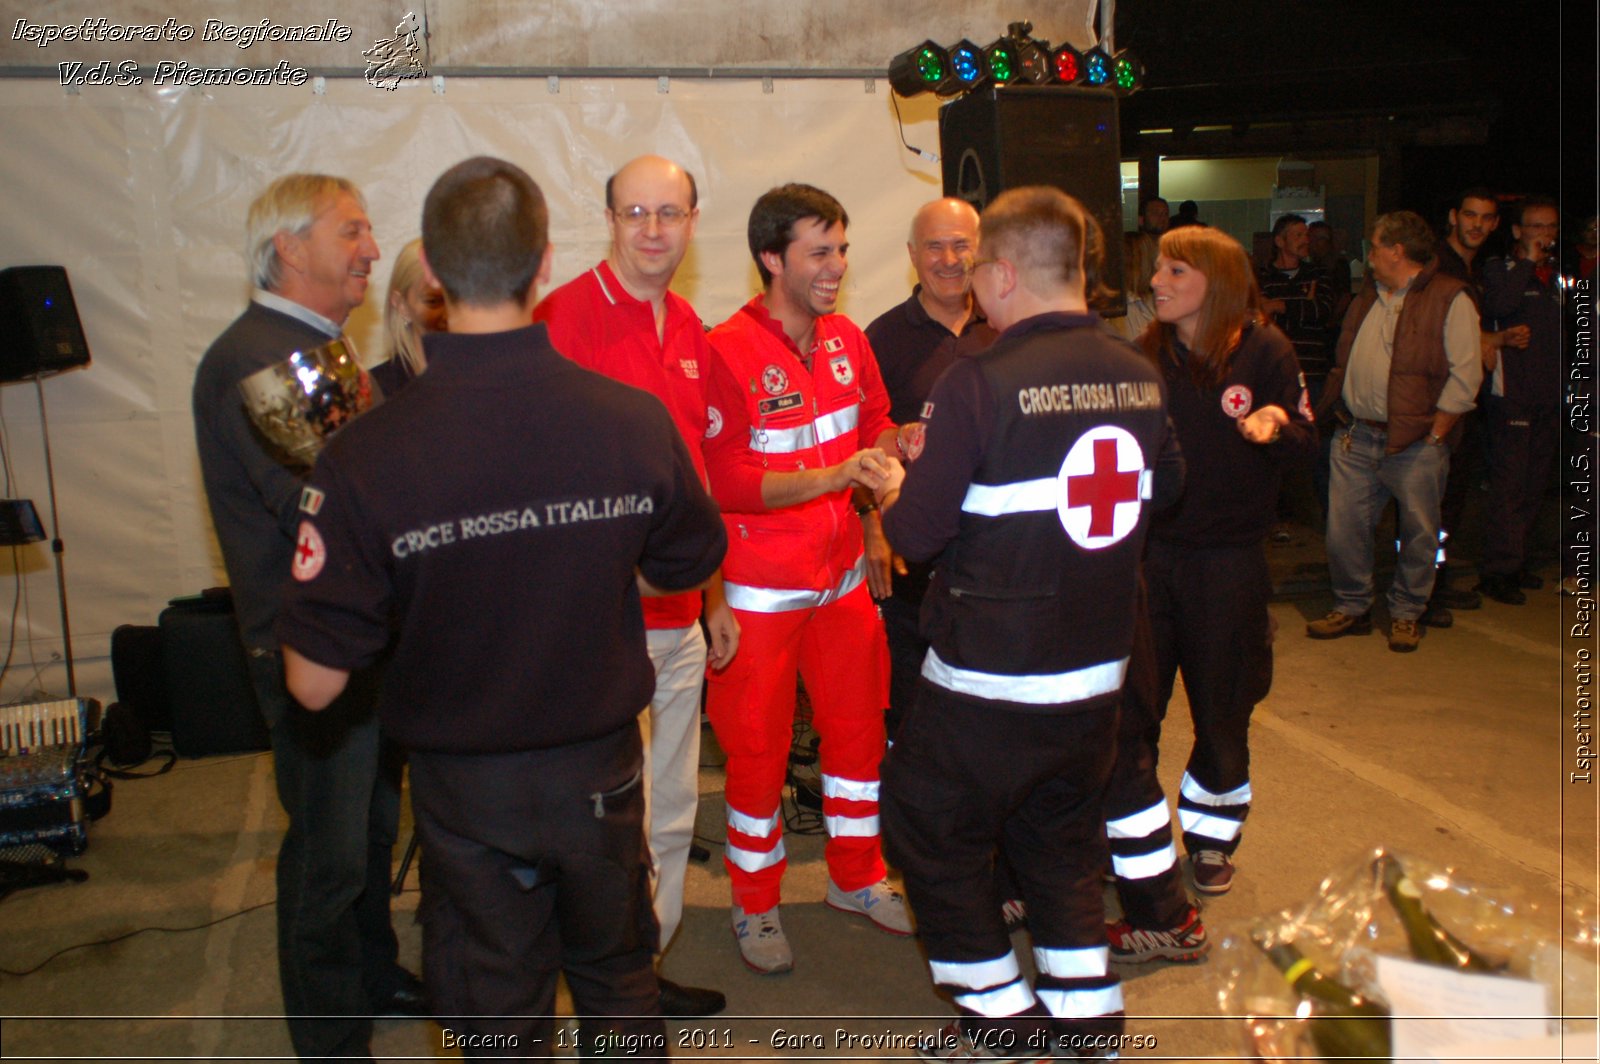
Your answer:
[641,623,708,952]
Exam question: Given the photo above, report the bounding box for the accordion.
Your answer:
[0,698,93,855]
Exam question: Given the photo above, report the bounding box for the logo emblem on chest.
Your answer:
[1221,385,1253,419]
[829,353,854,387]
[761,364,789,395]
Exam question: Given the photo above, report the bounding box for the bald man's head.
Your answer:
[604,155,700,296]
[908,197,980,315]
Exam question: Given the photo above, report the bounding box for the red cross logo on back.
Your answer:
[1055,426,1147,549]
[1066,438,1142,537]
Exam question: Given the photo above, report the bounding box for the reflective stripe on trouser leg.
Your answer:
[1105,799,1179,881]
[1177,771,1249,854]
[1032,944,1124,1035]
[705,606,807,914]
[798,584,890,892]
[929,953,1038,1018]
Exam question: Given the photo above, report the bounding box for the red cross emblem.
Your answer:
[1221,385,1253,419]
[292,521,326,582]
[1056,427,1146,549]
[761,365,789,395]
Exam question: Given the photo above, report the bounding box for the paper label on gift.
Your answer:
[1377,954,1555,1061]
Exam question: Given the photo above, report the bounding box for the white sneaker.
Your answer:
[731,904,793,974]
[825,877,914,935]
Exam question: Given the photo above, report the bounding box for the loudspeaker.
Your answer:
[940,86,1125,313]
[0,266,92,383]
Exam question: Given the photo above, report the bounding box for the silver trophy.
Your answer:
[239,338,375,466]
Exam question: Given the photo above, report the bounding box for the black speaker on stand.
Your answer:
[939,86,1126,316]
[0,265,93,697]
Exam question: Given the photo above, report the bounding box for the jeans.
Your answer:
[1325,421,1450,621]
[247,652,402,1063]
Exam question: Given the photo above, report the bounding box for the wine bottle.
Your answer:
[1376,853,1500,972]
[1258,937,1392,1061]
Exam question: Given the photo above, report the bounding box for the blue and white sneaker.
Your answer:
[825,877,914,935]
[731,904,793,974]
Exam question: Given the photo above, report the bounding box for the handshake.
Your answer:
[837,448,906,504]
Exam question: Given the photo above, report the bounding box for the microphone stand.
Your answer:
[31,372,76,698]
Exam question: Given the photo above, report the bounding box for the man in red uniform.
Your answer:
[702,183,908,974]
[532,154,736,1017]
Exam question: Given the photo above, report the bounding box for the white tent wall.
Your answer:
[0,71,996,705]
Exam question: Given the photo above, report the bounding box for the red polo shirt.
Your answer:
[534,261,713,629]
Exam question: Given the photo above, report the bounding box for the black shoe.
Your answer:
[1429,585,1482,610]
[375,970,429,1017]
[1518,571,1544,590]
[1477,575,1527,605]
[1419,604,1453,628]
[658,975,727,1017]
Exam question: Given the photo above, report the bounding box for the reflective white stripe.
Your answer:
[824,813,880,837]
[726,804,780,838]
[1037,984,1124,1020]
[724,838,786,873]
[922,648,1128,706]
[1106,800,1171,839]
[751,422,816,453]
[961,477,1057,516]
[953,979,1038,1018]
[749,404,860,454]
[1179,772,1252,807]
[723,557,867,614]
[1033,945,1108,979]
[814,405,859,445]
[822,775,880,802]
[1110,844,1179,880]
[1177,809,1243,843]
[929,952,1022,990]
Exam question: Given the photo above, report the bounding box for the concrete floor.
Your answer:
[1,521,1596,1062]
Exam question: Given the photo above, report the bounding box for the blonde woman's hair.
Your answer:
[382,238,431,377]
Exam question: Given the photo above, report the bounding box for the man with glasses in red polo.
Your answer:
[534,155,736,1018]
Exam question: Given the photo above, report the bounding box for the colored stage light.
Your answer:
[1014,38,1054,84]
[1052,43,1083,84]
[1112,49,1144,93]
[888,40,949,97]
[985,38,1019,84]
[1082,46,1112,87]
[944,39,987,93]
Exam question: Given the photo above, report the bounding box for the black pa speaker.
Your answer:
[0,266,92,383]
[940,86,1125,314]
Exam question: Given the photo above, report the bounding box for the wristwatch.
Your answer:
[1426,432,1445,446]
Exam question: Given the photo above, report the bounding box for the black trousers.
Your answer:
[1482,396,1559,579]
[410,725,664,1061]
[883,686,1123,1046]
[1146,539,1272,857]
[1102,576,1192,929]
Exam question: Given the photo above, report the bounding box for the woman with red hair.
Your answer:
[1106,227,1315,957]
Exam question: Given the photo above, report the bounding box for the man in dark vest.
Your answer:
[877,186,1182,1062]
[1308,210,1483,652]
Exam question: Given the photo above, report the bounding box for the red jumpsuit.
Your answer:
[703,296,896,915]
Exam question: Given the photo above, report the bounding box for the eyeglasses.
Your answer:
[1519,220,1558,230]
[614,205,692,229]
[963,257,1000,277]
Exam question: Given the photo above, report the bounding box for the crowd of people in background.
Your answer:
[191,157,1590,1063]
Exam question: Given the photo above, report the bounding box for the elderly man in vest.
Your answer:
[1308,210,1483,653]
